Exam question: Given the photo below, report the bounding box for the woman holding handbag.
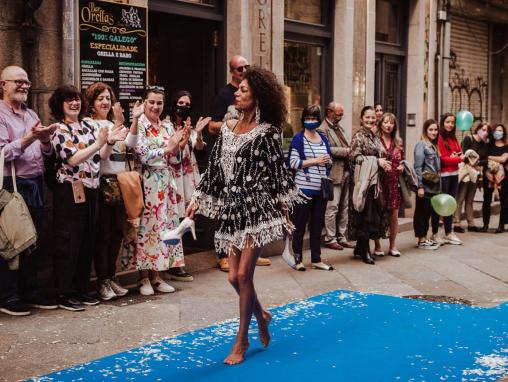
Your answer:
[288,104,334,271]
[83,82,141,301]
[413,119,441,249]
[49,85,111,311]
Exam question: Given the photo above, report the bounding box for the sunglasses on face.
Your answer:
[4,79,32,88]
[146,85,165,93]
[234,65,250,73]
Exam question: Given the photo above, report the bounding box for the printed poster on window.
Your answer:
[78,0,147,121]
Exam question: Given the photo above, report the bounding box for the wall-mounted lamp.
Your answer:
[407,113,416,127]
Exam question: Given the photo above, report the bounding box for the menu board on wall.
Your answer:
[78,0,147,120]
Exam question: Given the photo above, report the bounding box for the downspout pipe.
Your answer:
[62,0,76,85]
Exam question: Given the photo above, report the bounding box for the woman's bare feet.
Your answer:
[258,310,272,348]
[224,340,249,365]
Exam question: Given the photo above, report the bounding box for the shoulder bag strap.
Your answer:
[0,147,16,192]
[303,136,325,178]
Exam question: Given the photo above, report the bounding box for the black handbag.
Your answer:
[320,176,334,201]
[304,136,334,201]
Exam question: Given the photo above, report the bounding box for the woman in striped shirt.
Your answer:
[288,105,333,271]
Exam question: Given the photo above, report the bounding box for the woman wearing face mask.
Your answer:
[437,113,463,245]
[288,105,333,271]
[348,106,390,265]
[134,86,186,295]
[374,113,404,257]
[413,119,441,249]
[164,90,211,282]
[453,122,490,233]
[82,82,141,301]
[484,123,508,233]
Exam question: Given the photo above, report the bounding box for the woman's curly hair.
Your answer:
[243,66,287,129]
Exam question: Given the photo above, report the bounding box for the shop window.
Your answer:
[376,0,401,44]
[176,0,217,6]
[284,0,322,25]
[284,42,322,137]
[283,0,332,147]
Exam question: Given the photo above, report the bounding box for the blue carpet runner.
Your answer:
[30,290,508,381]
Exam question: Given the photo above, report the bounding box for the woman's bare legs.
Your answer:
[224,244,271,365]
[388,209,399,251]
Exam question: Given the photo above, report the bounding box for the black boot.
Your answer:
[495,225,505,234]
[479,224,489,232]
[361,252,375,265]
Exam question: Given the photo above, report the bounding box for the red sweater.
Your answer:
[438,134,462,173]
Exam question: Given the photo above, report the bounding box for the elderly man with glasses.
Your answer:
[207,55,271,272]
[0,65,58,316]
[317,102,356,251]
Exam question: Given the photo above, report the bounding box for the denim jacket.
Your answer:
[413,140,441,194]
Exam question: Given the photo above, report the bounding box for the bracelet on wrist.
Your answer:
[107,140,115,146]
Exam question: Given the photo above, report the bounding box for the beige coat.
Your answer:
[318,120,350,184]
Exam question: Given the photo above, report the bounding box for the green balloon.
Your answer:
[431,194,457,217]
[456,110,474,131]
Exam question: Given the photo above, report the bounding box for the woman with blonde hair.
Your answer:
[372,112,404,257]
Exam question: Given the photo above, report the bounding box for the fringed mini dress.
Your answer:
[192,122,304,253]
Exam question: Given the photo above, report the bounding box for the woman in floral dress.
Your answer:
[187,67,304,365]
[134,86,186,296]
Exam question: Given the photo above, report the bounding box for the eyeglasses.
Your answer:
[3,79,32,88]
[146,85,165,92]
[64,96,81,103]
[234,65,250,73]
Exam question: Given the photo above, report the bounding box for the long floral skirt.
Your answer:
[135,167,185,271]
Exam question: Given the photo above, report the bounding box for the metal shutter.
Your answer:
[447,16,489,122]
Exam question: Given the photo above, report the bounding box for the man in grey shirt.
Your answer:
[318,102,355,250]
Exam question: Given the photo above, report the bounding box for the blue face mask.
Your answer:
[303,120,320,130]
[493,131,504,141]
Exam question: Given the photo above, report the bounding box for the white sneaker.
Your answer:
[444,233,462,245]
[151,276,175,293]
[110,279,128,297]
[417,240,439,250]
[139,277,154,296]
[311,262,334,271]
[98,280,117,301]
[430,234,444,245]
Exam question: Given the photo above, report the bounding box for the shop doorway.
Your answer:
[374,0,408,142]
[148,12,224,122]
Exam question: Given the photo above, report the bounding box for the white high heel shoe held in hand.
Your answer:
[161,217,196,245]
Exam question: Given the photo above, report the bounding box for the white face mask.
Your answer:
[493,131,504,141]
